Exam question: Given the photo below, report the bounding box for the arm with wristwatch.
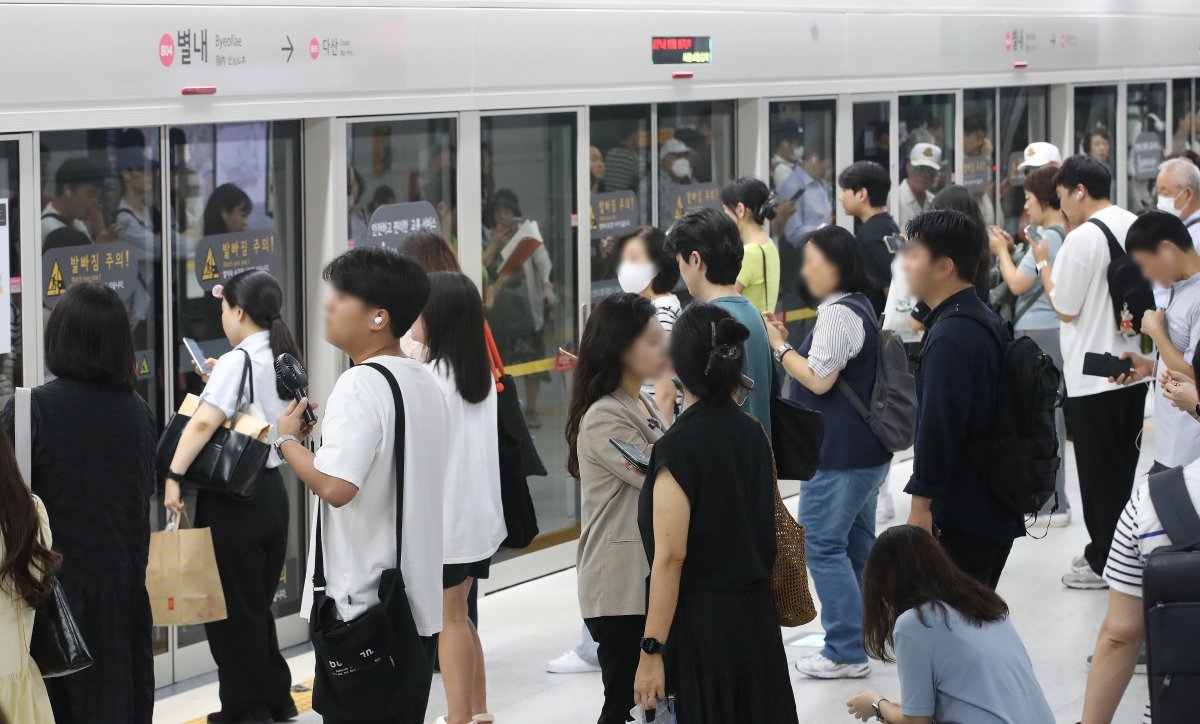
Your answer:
[762,312,841,396]
[847,690,932,723]
[1031,239,1079,323]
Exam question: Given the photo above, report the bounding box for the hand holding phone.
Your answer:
[182,338,212,376]
[882,234,904,254]
[1082,352,1133,379]
[609,438,650,474]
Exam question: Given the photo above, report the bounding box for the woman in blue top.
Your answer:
[987,163,1070,525]
[765,225,891,680]
[848,525,1053,724]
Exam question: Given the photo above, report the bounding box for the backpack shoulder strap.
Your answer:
[360,362,408,572]
[1185,217,1200,229]
[937,303,1006,349]
[832,295,879,422]
[1148,466,1200,551]
[1087,217,1124,261]
[835,294,882,331]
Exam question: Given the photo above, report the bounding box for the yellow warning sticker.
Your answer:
[46,260,64,296]
[138,356,150,376]
[201,248,220,282]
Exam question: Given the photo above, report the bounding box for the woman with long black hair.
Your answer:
[567,292,669,724]
[163,269,302,724]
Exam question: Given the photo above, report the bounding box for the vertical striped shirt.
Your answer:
[807,293,867,379]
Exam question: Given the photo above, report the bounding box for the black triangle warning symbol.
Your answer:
[201,248,220,282]
[138,357,150,375]
[46,260,64,297]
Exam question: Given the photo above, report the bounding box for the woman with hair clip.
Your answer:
[722,177,781,313]
[410,272,506,724]
[847,525,1053,724]
[163,269,302,724]
[634,303,797,723]
[567,292,669,724]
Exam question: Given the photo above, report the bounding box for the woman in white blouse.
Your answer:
[411,272,506,724]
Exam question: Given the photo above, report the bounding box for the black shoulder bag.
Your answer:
[309,362,431,720]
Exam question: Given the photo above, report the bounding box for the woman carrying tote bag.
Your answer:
[162,270,302,724]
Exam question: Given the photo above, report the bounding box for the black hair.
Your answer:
[1052,155,1112,201]
[802,225,875,303]
[930,185,991,294]
[45,282,136,392]
[322,247,430,339]
[54,158,106,196]
[1126,210,1194,254]
[964,114,988,135]
[399,229,462,274]
[670,302,751,403]
[905,208,984,285]
[424,272,492,405]
[720,177,778,225]
[565,293,657,479]
[0,426,60,609]
[665,207,744,286]
[202,183,252,236]
[220,270,303,399]
[614,226,681,295]
[1023,164,1061,210]
[838,161,891,207]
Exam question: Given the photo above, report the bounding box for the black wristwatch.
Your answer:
[165,469,185,483]
[639,637,663,655]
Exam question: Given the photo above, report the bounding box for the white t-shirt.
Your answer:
[426,360,507,564]
[1049,205,1142,398]
[301,356,449,637]
[896,179,931,231]
[882,254,921,343]
[641,294,681,400]
[197,331,287,469]
[1153,273,1200,467]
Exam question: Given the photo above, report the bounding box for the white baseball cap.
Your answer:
[909,142,942,170]
[659,138,693,160]
[1018,142,1063,170]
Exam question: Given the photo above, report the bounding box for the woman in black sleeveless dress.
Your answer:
[634,302,798,723]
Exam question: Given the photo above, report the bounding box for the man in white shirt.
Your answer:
[41,157,109,244]
[1032,156,1146,591]
[1156,157,1200,242]
[276,247,449,724]
[896,143,941,230]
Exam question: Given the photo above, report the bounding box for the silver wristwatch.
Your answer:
[1035,259,1049,272]
[773,342,795,364]
[872,697,889,722]
[274,434,302,461]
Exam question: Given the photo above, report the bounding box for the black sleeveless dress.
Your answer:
[638,398,799,723]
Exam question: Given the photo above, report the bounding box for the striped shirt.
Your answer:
[808,292,867,379]
[642,294,682,402]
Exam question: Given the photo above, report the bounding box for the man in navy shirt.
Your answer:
[902,209,1025,588]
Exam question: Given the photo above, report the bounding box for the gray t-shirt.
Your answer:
[896,604,1054,724]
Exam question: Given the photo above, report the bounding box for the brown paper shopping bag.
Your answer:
[146,513,227,626]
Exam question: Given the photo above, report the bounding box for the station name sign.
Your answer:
[651,36,711,65]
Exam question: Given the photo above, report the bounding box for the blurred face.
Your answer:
[907,165,937,194]
[1089,134,1111,164]
[493,204,516,228]
[1056,184,1086,226]
[1131,244,1181,289]
[589,146,605,181]
[801,242,840,301]
[620,236,650,266]
[323,288,384,354]
[902,237,954,303]
[222,202,250,232]
[623,316,669,382]
[1023,191,1047,226]
[61,182,102,220]
[963,129,988,156]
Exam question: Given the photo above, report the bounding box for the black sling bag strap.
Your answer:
[309,361,430,719]
[1148,466,1200,552]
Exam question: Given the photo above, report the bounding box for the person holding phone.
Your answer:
[566,293,668,724]
[162,270,304,724]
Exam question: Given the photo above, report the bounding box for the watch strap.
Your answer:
[165,469,185,483]
[275,434,302,460]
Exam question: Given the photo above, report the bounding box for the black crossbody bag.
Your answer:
[309,362,431,719]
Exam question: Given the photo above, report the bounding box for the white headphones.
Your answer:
[373,314,384,325]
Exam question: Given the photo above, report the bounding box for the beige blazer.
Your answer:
[576,389,664,619]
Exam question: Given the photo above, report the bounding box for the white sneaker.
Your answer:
[1070,554,1091,573]
[1062,568,1109,590]
[794,652,871,680]
[1048,509,1072,528]
[546,650,600,674]
[876,489,895,525]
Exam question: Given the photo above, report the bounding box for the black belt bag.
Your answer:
[309,362,431,719]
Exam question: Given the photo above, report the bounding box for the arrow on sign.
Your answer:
[281,35,294,62]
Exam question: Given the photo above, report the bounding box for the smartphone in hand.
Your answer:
[1082,352,1132,379]
[609,438,650,474]
[182,337,212,375]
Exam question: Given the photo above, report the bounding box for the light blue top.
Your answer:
[1014,225,1065,331]
[710,295,772,438]
[895,604,1054,724]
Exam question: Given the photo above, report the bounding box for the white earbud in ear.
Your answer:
[374,315,384,325]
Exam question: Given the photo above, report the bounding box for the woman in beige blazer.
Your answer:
[566,292,669,724]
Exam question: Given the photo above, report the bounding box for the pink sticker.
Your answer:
[159,33,175,67]
[309,38,320,60]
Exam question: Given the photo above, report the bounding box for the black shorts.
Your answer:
[442,558,492,589]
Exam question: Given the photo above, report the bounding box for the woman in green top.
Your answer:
[722,177,781,313]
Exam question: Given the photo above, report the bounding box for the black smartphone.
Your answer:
[182,337,211,375]
[882,234,904,254]
[609,438,650,474]
[1083,352,1133,378]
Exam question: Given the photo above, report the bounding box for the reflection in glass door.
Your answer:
[0,139,27,411]
[1074,85,1118,200]
[1172,79,1197,155]
[1126,83,1167,213]
[998,87,1050,236]
[898,93,955,229]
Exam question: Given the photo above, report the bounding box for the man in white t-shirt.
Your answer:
[1032,156,1147,590]
[276,247,449,724]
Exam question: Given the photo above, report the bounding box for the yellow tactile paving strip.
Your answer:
[183,680,315,724]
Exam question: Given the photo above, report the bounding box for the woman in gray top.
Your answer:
[848,526,1054,724]
[565,293,669,724]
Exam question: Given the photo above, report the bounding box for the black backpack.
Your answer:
[936,304,1063,516]
[1144,466,1200,724]
[1089,217,1155,335]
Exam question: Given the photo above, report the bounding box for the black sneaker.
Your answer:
[272,702,299,722]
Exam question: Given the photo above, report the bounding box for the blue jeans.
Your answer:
[799,463,889,664]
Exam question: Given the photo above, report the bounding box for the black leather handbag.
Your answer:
[484,324,541,548]
[154,349,270,499]
[309,363,432,720]
[769,360,825,482]
[31,580,94,677]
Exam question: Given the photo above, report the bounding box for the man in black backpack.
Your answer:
[902,209,1024,588]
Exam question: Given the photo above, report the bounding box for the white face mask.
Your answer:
[617,261,656,295]
[671,157,692,179]
[1157,192,1184,217]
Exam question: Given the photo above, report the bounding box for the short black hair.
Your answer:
[803,226,875,301]
[1126,210,1194,254]
[615,226,680,295]
[838,161,891,207]
[905,209,983,284]
[54,158,106,195]
[665,207,744,285]
[1053,155,1112,201]
[45,282,135,392]
[322,247,430,338]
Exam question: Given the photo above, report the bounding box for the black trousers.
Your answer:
[195,468,293,719]
[939,527,1014,589]
[1063,384,1146,574]
[585,615,646,724]
[322,636,438,724]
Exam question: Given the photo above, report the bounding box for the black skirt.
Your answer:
[664,585,799,724]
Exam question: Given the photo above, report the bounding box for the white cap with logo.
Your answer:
[659,138,693,160]
[909,143,943,170]
[1018,142,1063,170]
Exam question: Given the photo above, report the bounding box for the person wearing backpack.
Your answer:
[764,225,915,679]
[1032,156,1148,591]
[901,209,1025,589]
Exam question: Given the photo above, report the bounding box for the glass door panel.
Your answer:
[1074,85,1118,199]
[898,93,955,228]
[998,86,1050,236]
[1127,83,1167,213]
[1172,79,1197,156]
[588,104,652,304]
[963,89,998,227]
[655,101,735,228]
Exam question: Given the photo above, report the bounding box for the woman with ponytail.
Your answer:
[163,269,301,724]
[722,177,781,313]
[633,303,798,723]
